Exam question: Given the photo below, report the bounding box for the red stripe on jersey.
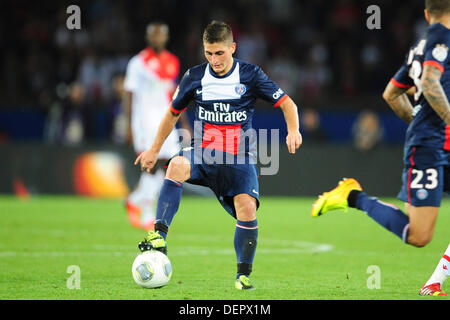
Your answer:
[410,147,416,167]
[274,94,289,107]
[407,147,416,204]
[443,254,450,262]
[390,78,413,89]
[444,125,450,150]
[407,167,412,204]
[201,123,241,155]
[170,103,186,114]
[423,60,444,74]
[139,47,180,80]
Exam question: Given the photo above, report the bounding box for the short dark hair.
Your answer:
[426,0,450,16]
[203,20,233,44]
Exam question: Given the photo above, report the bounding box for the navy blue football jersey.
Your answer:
[170,58,288,156]
[392,23,450,152]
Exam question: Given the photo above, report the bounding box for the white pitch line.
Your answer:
[0,240,333,258]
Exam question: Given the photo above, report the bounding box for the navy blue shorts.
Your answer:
[174,147,260,218]
[397,146,450,206]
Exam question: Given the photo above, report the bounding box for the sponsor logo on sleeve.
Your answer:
[432,44,448,62]
[272,88,284,100]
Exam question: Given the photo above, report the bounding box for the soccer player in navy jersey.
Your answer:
[134,20,302,289]
[312,0,450,296]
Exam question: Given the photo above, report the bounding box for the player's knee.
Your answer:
[234,194,257,221]
[408,232,433,247]
[166,156,190,182]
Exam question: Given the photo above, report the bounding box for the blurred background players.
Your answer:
[300,108,328,143]
[352,110,384,152]
[123,22,191,231]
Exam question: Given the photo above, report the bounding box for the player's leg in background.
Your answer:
[233,193,258,281]
[127,127,163,230]
[421,243,450,295]
[153,156,191,239]
[127,168,165,230]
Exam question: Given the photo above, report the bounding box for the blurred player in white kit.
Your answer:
[123,22,191,230]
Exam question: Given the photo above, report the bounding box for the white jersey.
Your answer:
[124,47,181,157]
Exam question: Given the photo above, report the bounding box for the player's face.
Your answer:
[147,26,169,52]
[203,41,236,76]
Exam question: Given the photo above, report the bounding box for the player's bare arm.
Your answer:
[135,108,181,172]
[382,81,414,123]
[421,64,450,125]
[279,96,302,154]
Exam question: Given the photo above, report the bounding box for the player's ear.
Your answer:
[424,9,430,24]
[230,42,236,54]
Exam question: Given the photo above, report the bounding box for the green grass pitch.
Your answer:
[0,195,448,300]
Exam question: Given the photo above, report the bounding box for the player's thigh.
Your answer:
[166,156,191,182]
[233,193,257,221]
[404,203,439,246]
[399,163,444,246]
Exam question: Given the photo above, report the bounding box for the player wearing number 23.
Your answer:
[311,1,450,296]
[391,20,450,207]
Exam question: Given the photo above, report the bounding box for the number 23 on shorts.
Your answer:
[410,168,439,189]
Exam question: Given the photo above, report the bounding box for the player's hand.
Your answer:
[286,131,302,154]
[135,148,159,172]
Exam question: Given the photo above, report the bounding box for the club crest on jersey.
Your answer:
[432,44,448,62]
[235,84,246,96]
[416,188,428,200]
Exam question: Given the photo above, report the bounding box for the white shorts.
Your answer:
[133,127,180,159]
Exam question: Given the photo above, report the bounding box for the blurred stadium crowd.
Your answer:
[0,0,427,144]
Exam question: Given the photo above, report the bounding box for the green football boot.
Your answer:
[235,275,255,290]
[138,230,167,255]
[311,178,362,217]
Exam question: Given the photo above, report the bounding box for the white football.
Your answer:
[132,250,172,288]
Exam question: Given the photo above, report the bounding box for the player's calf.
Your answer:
[404,204,438,247]
[233,194,258,289]
[407,231,433,247]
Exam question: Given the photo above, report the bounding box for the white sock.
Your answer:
[128,170,164,226]
[425,244,450,286]
[140,200,156,225]
[129,171,163,203]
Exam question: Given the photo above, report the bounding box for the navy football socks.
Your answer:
[349,190,410,243]
[234,219,258,278]
[154,178,183,239]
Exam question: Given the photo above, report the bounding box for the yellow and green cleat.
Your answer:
[138,230,167,255]
[235,275,255,290]
[311,178,362,217]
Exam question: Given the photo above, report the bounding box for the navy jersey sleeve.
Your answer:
[423,24,450,74]
[252,66,288,107]
[391,53,414,89]
[170,69,195,114]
